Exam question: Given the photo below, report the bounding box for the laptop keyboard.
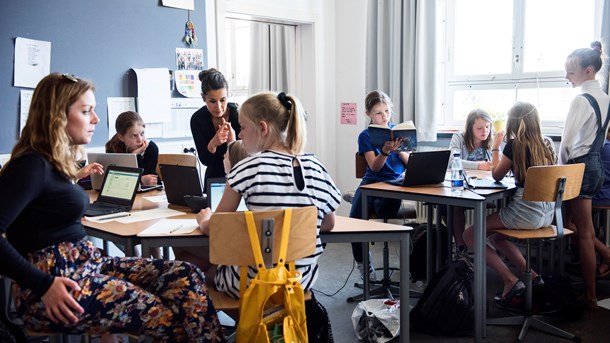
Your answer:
[85,202,130,217]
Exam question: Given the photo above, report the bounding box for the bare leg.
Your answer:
[172,246,212,271]
[489,233,539,280]
[452,206,467,247]
[567,198,597,302]
[463,213,520,296]
[100,335,120,343]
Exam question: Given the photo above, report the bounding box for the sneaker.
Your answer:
[357,262,377,282]
[455,245,468,260]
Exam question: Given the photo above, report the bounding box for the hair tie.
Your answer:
[277,92,291,110]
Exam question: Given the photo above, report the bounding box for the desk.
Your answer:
[360,180,515,342]
[82,190,195,256]
[138,216,412,343]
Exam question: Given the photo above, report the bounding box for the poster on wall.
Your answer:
[340,102,357,125]
[176,48,203,70]
[14,37,51,88]
[174,70,200,98]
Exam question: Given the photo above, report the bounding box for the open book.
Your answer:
[368,120,417,152]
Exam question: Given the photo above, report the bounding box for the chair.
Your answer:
[156,153,197,179]
[344,153,417,301]
[487,163,585,342]
[207,207,317,337]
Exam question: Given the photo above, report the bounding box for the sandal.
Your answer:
[596,259,610,279]
[494,280,525,308]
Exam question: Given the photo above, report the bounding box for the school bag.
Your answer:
[410,259,475,337]
[236,209,308,343]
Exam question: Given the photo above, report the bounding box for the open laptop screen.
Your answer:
[99,167,141,201]
[206,177,248,212]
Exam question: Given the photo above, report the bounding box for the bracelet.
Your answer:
[492,149,500,152]
[380,150,389,156]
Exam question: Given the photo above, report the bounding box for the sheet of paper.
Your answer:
[132,68,172,123]
[174,69,201,97]
[143,194,168,203]
[116,208,184,224]
[19,89,33,134]
[139,218,199,236]
[161,0,194,11]
[107,97,136,139]
[83,212,132,223]
[598,298,610,310]
[14,37,51,88]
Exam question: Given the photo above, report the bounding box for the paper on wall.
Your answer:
[132,68,172,123]
[107,97,136,140]
[19,89,33,135]
[14,37,51,88]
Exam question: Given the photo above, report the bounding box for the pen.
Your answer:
[99,213,131,220]
[169,224,184,233]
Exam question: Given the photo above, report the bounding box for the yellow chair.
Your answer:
[207,207,317,333]
[156,153,197,179]
[487,163,585,342]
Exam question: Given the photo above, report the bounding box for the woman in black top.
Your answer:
[190,68,240,184]
[0,73,225,342]
[106,111,160,187]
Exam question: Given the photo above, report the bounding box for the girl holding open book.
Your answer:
[349,90,410,280]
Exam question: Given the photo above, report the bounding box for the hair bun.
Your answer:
[590,41,602,54]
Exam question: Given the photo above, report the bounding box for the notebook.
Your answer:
[87,152,139,190]
[84,165,142,217]
[388,150,452,187]
[205,177,248,212]
[159,164,204,206]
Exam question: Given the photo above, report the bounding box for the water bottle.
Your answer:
[451,152,464,196]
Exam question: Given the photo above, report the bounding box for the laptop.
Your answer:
[84,165,142,217]
[87,152,139,190]
[463,170,508,189]
[388,150,452,187]
[206,177,248,211]
[159,164,204,206]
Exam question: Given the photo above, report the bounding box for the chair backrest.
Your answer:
[355,152,367,179]
[156,153,197,178]
[522,164,585,202]
[209,206,318,267]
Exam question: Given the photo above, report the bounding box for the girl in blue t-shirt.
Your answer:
[350,90,410,280]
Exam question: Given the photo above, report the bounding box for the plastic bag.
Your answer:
[351,299,400,343]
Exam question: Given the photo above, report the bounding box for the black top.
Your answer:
[137,140,161,184]
[190,103,240,183]
[0,153,88,295]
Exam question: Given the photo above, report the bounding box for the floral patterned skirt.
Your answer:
[14,239,226,343]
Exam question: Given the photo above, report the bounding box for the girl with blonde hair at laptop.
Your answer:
[0,73,225,342]
[463,101,556,308]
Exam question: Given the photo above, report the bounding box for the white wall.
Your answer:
[333,0,367,215]
[213,0,367,216]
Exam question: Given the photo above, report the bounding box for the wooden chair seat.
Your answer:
[495,226,574,240]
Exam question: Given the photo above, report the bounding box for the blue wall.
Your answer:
[0,0,207,153]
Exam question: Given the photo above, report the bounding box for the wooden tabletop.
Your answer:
[82,190,196,237]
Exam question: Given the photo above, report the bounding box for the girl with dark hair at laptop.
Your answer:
[106,111,160,188]
[0,73,225,343]
[446,108,493,258]
[349,90,411,281]
[463,101,556,308]
[190,68,241,185]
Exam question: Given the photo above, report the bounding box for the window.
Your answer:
[440,0,603,133]
[225,18,251,105]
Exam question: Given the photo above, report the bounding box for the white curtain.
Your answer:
[365,0,438,141]
[249,22,296,94]
[601,0,610,94]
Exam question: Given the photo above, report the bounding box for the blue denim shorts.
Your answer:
[568,152,604,199]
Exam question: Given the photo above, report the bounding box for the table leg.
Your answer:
[426,204,434,282]
[473,201,486,341]
[399,231,410,343]
[362,190,370,299]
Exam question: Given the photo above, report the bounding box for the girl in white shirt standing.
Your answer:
[559,41,610,310]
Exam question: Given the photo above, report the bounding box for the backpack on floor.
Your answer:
[410,259,475,337]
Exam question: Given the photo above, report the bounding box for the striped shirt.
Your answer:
[214,150,341,298]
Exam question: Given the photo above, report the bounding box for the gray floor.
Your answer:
[314,238,610,343]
